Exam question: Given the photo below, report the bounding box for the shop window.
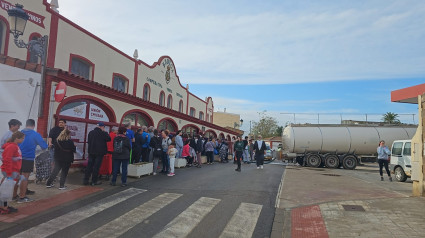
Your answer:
[199,112,204,120]
[167,95,173,109]
[159,91,165,106]
[28,34,41,63]
[70,55,94,80]
[143,84,150,101]
[190,107,196,117]
[112,74,128,93]
[179,100,183,113]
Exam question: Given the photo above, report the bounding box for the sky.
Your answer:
[58,0,425,132]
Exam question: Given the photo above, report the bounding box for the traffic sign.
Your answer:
[54,81,67,102]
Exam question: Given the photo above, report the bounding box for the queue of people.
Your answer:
[0,117,271,215]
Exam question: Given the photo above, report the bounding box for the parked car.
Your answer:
[264,143,274,160]
[390,140,411,182]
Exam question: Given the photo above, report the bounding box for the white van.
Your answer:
[390,140,411,182]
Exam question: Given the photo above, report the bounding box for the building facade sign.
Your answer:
[0,0,45,28]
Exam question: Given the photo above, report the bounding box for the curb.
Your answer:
[270,166,287,238]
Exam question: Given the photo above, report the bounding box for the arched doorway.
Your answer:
[56,96,116,161]
[218,133,225,140]
[157,118,178,132]
[181,124,200,137]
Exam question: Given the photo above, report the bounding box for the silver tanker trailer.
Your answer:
[282,124,417,169]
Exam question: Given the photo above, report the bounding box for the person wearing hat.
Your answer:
[84,122,111,186]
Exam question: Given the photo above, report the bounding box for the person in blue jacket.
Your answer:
[377,140,392,181]
[18,119,48,203]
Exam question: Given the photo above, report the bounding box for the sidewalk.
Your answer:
[0,168,140,231]
[272,164,425,238]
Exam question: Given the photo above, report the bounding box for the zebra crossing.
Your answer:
[9,188,264,238]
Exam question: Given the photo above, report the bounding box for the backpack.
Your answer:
[114,139,123,153]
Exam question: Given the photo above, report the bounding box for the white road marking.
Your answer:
[11,188,146,238]
[219,202,263,238]
[153,197,221,238]
[83,193,182,238]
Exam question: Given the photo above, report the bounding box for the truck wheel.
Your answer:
[324,154,339,169]
[395,167,407,182]
[342,155,357,170]
[307,154,321,168]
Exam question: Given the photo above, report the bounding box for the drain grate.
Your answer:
[342,205,365,212]
[321,173,341,177]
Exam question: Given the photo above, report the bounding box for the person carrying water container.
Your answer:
[377,140,392,182]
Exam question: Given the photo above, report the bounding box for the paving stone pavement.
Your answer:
[274,163,425,238]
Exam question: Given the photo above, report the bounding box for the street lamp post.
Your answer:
[8,4,48,118]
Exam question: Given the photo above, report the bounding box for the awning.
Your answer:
[391,83,425,104]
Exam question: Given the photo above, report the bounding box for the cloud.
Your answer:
[58,0,425,85]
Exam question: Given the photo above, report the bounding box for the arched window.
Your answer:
[178,100,183,113]
[112,73,129,93]
[190,107,196,117]
[199,112,204,121]
[122,112,152,128]
[70,54,94,80]
[181,124,200,137]
[167,95,172,109]
[28,33,41,63]
[158,118,177,132]
[204,130,217,139]
[159,91,165,106]
[143,84,150,101]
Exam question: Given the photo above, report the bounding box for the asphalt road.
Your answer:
[1,161,285,238]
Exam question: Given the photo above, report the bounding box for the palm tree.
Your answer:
[382,112,401,124]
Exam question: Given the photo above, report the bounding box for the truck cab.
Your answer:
[390,140,411,182]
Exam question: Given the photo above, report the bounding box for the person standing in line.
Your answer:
[0,119,22,161]
[167,143,178,176]
[195,135,203,168]
[46,129,75,190]
[149,129,162,175]
[110,127,131,187]
[248,139,254,161]
[18,119,48,202]
[133,128,143,164]
[84,122,111,186]
[253,135,267,169]
[0,131,25,214]
[161,130,172,174]
[234,137,244,172]
[242,136,249,164]
[99,127,117,181]
[141,126,151,162]
[181,140,193,166]
[204,137,215,165]
[125,123,135,162]
[47,119,66,159]
[377,140,392,181]
[148,126,155,162]
[219,139,229,163]
[175,130,183,159]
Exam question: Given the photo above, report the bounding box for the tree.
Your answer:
[275,126,283,137]
[382,112,401,124]
[252,116,279,138]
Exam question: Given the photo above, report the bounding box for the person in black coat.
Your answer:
[253,135,267,169]
[84,122,111,186]
[195,135,203,168]
[110,126,131,187]
[46,129,76,189]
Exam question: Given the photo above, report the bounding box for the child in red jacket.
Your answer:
[1,131,25,214]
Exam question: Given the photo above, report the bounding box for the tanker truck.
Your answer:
[281,124,417,170]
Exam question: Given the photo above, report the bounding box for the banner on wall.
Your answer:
[88,104,109,122]
[0,0,46,28]
[59,102,87,119]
